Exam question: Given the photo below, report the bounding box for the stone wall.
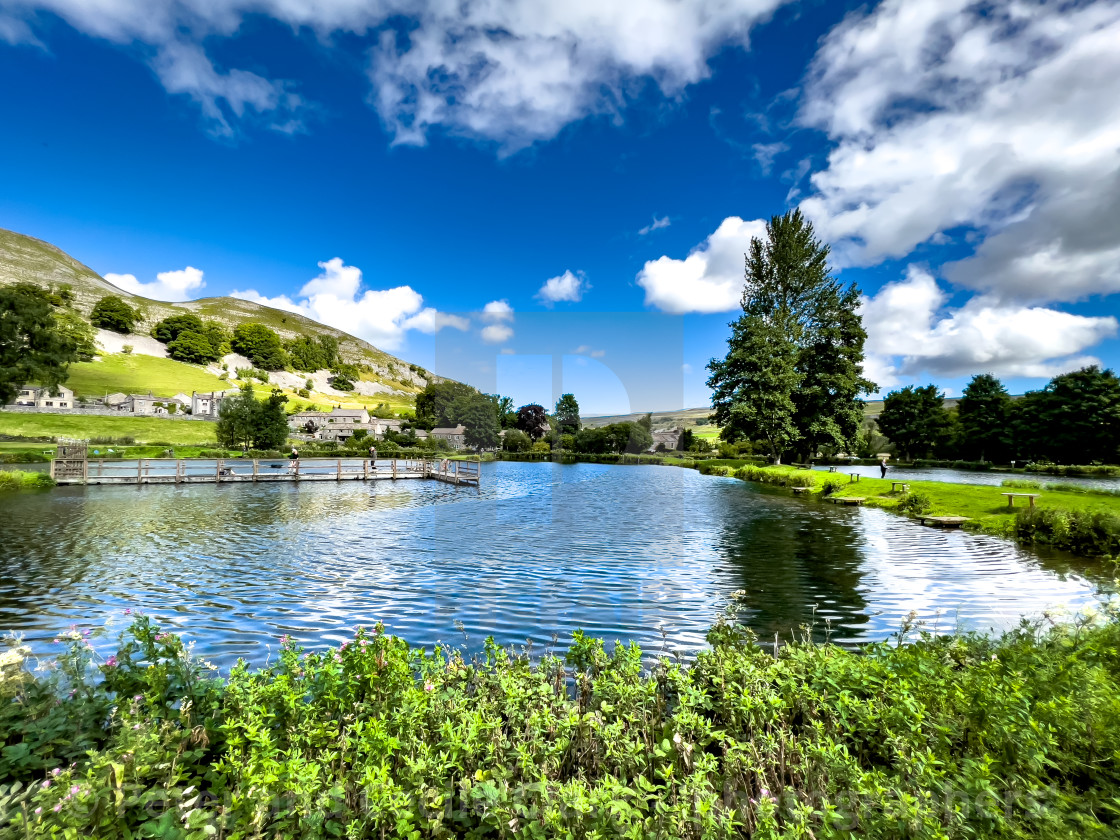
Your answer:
[0,405,217,421]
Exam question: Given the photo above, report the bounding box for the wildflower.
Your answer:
[105,656,118,668]
[672,733,682,746]
[133,695,142,702]
[53,803,62,813]
[51,768,61,777]
[34,807,41,815]
[424,680,434,692]
[40,780,50,789]
[70,785,80,795]
[124,608,131,615]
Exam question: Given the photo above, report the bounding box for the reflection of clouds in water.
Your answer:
[0,463,1109,669]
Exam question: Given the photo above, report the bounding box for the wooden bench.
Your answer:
[1001,492,1040,508]
[828,496,865,506]
[891,482,910,493]
[791,486,813,494]
[849,473,861,483]
[827,466,838,473]
[917,516,970,528]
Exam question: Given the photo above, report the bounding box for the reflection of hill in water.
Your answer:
[0,464,1109,668]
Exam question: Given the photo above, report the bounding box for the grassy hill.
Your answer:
[0,227,433,402]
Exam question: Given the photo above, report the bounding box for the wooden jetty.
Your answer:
[917,515,970,529]
[51,451,481,488]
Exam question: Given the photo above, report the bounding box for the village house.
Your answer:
[191,391,226,418]
[121,393,187,415]
[649,428,683,452]
[104,392,128,408]
[14,384,74,409]
[431,425,467,450]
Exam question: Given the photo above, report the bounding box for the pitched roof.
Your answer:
[431,425,466,435]
[330,409,368,417]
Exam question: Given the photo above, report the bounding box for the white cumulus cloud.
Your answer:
[636,216,767,313]
[230,257,465,351]
[481,325,514,344]
[861,267,1118,389]
[537,270,588,304]
[2,0,792,148]
[105,266,206,301]
[798,0,1120,304]
[479,298,514,343]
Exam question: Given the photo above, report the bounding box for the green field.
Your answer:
[0,412,218,444]
[66,354,228,398]
[706,461,1120,540]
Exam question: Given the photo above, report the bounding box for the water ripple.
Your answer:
[0,462,1109,667]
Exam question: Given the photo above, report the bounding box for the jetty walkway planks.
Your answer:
[51,457,481,487]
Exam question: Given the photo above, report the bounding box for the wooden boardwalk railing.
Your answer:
[51,458,481,487]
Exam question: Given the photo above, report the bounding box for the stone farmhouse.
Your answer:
[287,408,406,443]
[14,384,74,409]
[190,391,226,418]
[431,425,467,450]
[649,428,684,452]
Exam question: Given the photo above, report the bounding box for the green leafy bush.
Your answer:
[1002,479,1044,489]
[733,464,815,487]
[89,295,138,334]
[1015,507,1120,557]
[3,614,1120,837]
[898,490,933,515]
[820,477,845,495]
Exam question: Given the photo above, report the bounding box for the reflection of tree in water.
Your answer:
[717,494,870,645]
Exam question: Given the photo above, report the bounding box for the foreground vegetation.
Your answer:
[699,462,1120,558]
[0,469,53,492]
[2,611,1118,838]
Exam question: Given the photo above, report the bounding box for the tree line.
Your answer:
[877,367,1120,465]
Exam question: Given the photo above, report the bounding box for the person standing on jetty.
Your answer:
[880,458,888,479]
[368,444,378,471]
[288,446,300,474]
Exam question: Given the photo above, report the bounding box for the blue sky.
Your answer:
[2,0,1118,414]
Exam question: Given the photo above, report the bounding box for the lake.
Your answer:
[0,461,1108,669]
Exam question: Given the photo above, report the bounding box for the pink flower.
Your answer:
[51,768,61,777]
[124,608,131,615]
[40,780,50,789]
[104,656,117,668]
[53,803,62,813]
[70,785,80,795]
[424,681,434,692]
[34,807,41,815]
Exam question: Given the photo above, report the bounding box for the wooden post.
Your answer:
[253,459,258,481]
[364,459,369,480]
[216,459,222,483]
[176,459,181,484]
[337,458,342,481]
[82,458,88,483]
[393,459,398,480]
[295,459,300,479]
[137,459,143,483]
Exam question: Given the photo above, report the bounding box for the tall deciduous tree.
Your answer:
[215,386,290,451]
[876,385,948,460]
[453,392,501,450]
[957,373,1012,462]
[517,404,549,441]
[89,295,139,334]
[231,323,289,370]
[415,381,478,429]
[1016,366,1120,464]
[555,393,581,433]
[707,209,874,464]
[0,283,78,405]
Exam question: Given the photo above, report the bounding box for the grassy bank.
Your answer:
[2,613,1118,838]
[0,469,54,492]
[699,461,1120,557]
[0,413,218,445]
[65,354,228,399]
